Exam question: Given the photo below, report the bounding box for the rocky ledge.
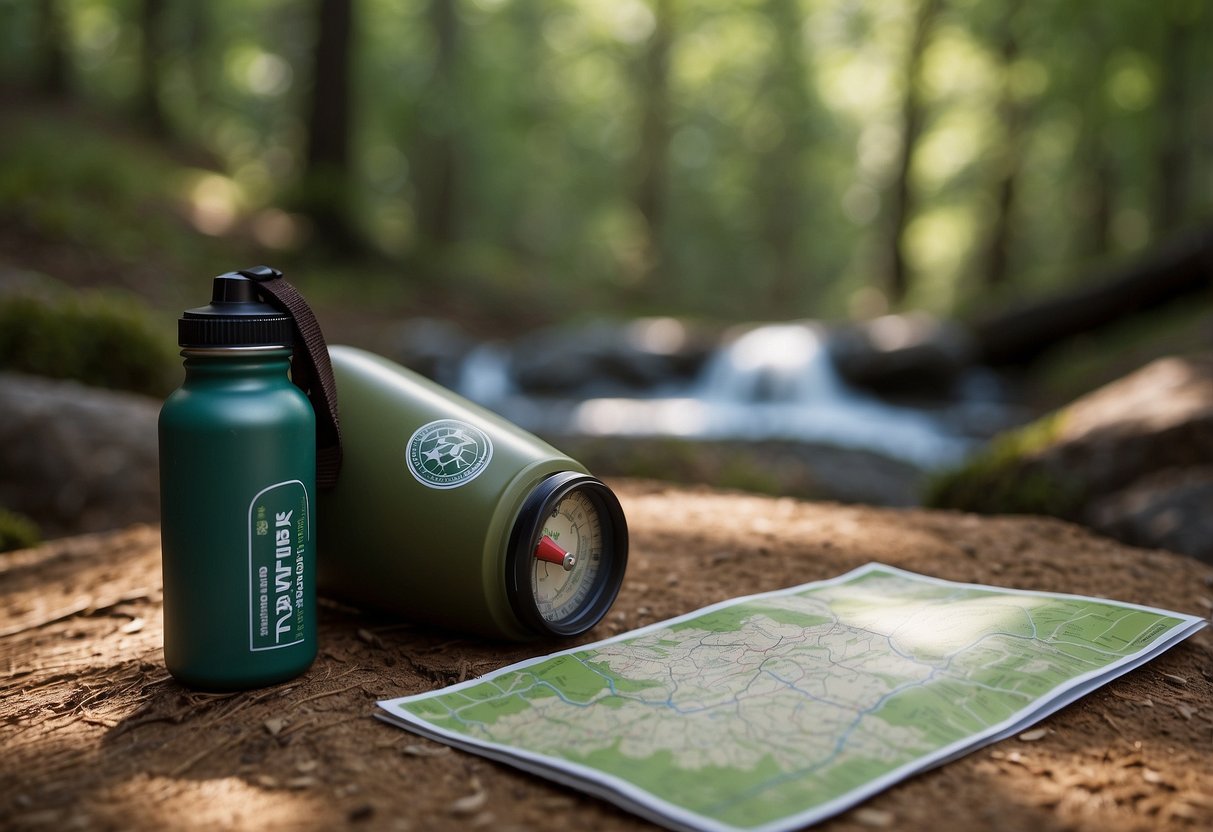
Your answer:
[928,353,1213,563]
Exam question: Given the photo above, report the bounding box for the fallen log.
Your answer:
[972,225,1213,366]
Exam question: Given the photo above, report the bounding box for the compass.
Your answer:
[506,471,628,637]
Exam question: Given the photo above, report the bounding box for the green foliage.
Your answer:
[1,0,1211,324]
[0,291,178,398]
[0,508,40,554]
[923,412,1085,516]
[0,115,212,274]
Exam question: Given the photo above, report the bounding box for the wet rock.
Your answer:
[508,318,713,396]
[1088,467,1213,562]
[384,317,475,386]
[1050,354,1213,492]
[829,313,976,398]
[928,354,1213,563]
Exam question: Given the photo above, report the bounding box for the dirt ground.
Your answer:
[3,480,1212,831]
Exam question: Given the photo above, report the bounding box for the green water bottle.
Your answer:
[159,271,318,690]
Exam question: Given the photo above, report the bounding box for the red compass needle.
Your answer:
[535,536,576,571]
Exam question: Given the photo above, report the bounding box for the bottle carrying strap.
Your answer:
[239,266,343,489]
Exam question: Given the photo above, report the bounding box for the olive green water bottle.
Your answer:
[318,346,628,640]
[159,271,317,690]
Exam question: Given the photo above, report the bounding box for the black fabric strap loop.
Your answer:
[239,266,342,489]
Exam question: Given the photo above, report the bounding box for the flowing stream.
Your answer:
[453,322,995,469]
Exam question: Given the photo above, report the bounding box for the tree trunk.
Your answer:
[302,0,358,250]
[758,0,814,311]
[138,0,167,134]
[415,0,461,251]
[183,1,214,118]
[971,226,1213,366]
[1153,11,1192,234]
[979,0,1024,289]
[506,1,549,255]
[631,0,673,286]
[1086,151,1116,257]
[35,0,69,98]
[880,0,942,305]
[1070,18,1114,260]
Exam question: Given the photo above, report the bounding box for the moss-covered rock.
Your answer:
[0,507,40,553]
[924,412,1086,517]
[0,289,178,397]
[926,354,1213,563]
[0,373,161,537]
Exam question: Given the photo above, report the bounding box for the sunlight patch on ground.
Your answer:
[97,774,329,831]
[828,590,1045,658]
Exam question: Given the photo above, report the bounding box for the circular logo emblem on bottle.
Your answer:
[406,419,494,489]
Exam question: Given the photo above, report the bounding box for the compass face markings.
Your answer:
[533,490,603,624]
[507,472,628,638]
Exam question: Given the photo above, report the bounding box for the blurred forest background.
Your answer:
[1,0,1210,322]
[1,0,1212,551]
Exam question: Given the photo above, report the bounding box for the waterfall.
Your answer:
[450,321,976,469]
[456,343,514,403]
[697,324,847,404]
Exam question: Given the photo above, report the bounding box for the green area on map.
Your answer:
[390,568,1186,830]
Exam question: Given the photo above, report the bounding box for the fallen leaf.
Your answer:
[402,743,450,757]
[119,618,145,634]
[449,791,487,816]
[853,807,894,827]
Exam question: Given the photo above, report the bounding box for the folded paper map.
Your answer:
[377,563,1206,832]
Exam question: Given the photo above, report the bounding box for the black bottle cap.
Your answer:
[179,269,294,348]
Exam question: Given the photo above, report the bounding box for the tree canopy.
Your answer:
[1,0,1209,323]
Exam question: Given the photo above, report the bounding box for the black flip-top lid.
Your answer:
[179,270,294,348]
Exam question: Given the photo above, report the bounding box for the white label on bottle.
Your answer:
[248,480,310,651]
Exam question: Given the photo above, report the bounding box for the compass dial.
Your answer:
[507,473,627,637]
[533,490,602,623]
